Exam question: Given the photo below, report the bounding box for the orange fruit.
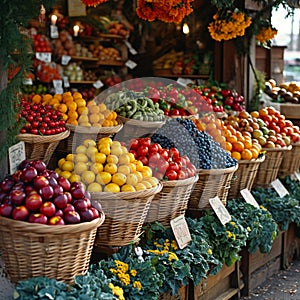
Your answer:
[250,111,259,118]
[231,151,241,160]
[241,149,253,160]
[243,138,252,149]
[250,148,259,159]
[89,105,100,114]
[32,94,42,104]
[121,184,136,192]
[224,129,232,138]
[57,103,68,113]
[225,142,232,152]
[227,135,238,144]
[68,110,78,120]
[232,141,245,153]
[67,101,77,111]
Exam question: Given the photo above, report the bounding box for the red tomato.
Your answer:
[168,162,180,172]
[138,156,149,166]
[129,139,140,150]
[129,149,137,159]
[177,170,188,180]
[169,147,180,160]
[159,149,169,161]
[137,145,149,157]
[165,169,178,180]
[157,158,169,174]
[140,137,151,147]
[149,143,160,154]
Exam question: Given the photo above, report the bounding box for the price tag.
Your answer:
[271,179,289,198]
[53,79,63,94]
[9,141,26,174]
[125,59,137,69]
[294,171,300,181]
[124,40,138,55]
[61,55,71,66]
[63,76,70,88]
[177,77,194,86]
[170,215,192,249]
[35,52,52,63]
[22,78,33,85]
[93,80,104,89]
[240,188,260,209]
[50,25,59,39]
[209,196,232,225]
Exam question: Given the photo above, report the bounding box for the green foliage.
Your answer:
[227,200,279,253]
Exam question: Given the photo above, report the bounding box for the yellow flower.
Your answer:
[207,248,213,255]
[226,230,233,238]
[109,283,125,300]
[130,269,137,277]
[168,252,179,261]
[133,280,143,291]
[229,221,236,227]
[260,205,267,211]
[246,226,251,232]
[118,273,131,286]
[171,240,178,250]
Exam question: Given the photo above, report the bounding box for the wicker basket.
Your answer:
[115,116,165,142]
[188,165,238,210]
[228,156,266,200]
[91,183,162,247]
[253,146,292,188]
[279,143,300,178]
[146,175,198,227]
[16,130,70,165]
[0,214,104,284]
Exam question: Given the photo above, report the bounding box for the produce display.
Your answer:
[33,60,61,83]
[32,33,52,53]
[56,137,160,193]
[0,159,102,224]
[89,44,122,61]
[127,137,197,180]
[64,62,84,81]
[52,30,76,57]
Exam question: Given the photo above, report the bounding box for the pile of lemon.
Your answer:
[56,137,159,193]
[31,92,119,127]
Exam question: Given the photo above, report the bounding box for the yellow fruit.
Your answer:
[96,172,112,185]
[87,182,102,192]
[83,139,97,148]
[32,94,42,104]
[86,146,98,159]
[110,146,123,156]
[92,152,106,164]
[60,170,72,179]
[61,161,74,172]
[98,103,107,112]
[145,177,159,187]
[90,162,104,174]
[68,173,81,183]
[78,107,88,115]
[133,171,143,182]
[75,97,86,107]
[141,166,152,178]
[75,153,88,163]
[80,122,92,127]
[67,101,77,111]
[98,145,111,156]
[111,141,122,148]
[42,94,53,104]
[55,168,61,175]
[81,170,96,185]
[58,158,66,169]
[66,153,74,161]
[128,152,135,163]
[106,154,119,164]
[118,165,131,176]
[76,145,87,154]
[104,183,120,193]
[68,111,78,120]
[129,163,137,172]
[112,173,127,186]
[118,153,130,165]
[121,184,136,192]
[89,105,100,114]
[61,113,68,121]
[126,173,138,186]
[104,163,118,175]
[57,103,68,113]
[98,137,113,146]
[140,180,152,189]
[87,100,97,107]
[78,115,89,124]
[73,92,82,99]
[134,182,146,191]
[74,161,88,175]
[67,118,78,126]
[89,113,100,124]
[135,160,144,172]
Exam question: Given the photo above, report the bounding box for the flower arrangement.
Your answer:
[208,9,252,42]
[136,0,194,23]
[81,0,109,7]
[255,26,278,44]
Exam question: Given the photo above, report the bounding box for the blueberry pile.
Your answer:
[151,118,237,169]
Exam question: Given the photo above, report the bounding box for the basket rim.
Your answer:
[0,213,104,234]
[16,130,70,144]
[160,174,199,187]
[196,164,238,175]
[262,145,292,152]
[66,121,123,134]
[117,115,166,128]
[237,155,266,165]
[90,182,163,200]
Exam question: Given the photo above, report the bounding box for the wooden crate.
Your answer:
[191,262,243,300]
[159,285,189,300]
[282,223,300,269]
[279,103,300,119]
[240,231,283,297]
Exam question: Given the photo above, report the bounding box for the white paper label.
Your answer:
[271,179,289,198]
[124,40,138,55]
[294,171,300,181]
[61,55,71,66]
[170,215,192,249]
[240,188,260,209]
[22,78,33,85]
[125,59,137,69]
[93,80,104,89]
[9,141,26,174]
[209,196,232,225]
[63,76,70,88]
[35,52,52,63]
[177,77,194,86]
[50,25,59,39]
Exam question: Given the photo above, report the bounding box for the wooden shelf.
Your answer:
[69,80,96,84]
[78,33,125,43]
[71,56,98,62]
[97,60,125,67]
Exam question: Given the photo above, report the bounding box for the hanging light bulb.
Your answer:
[73,25,80,37]
[182,23,190,35]
[51,14,58,25]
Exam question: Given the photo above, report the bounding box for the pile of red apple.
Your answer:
[0,160,102,225]
[32,34,52,53]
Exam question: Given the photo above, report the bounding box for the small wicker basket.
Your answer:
[278,143,300,179]
[146,175,198,227]
[91,183,162,247]
[228,156,266,200]
[188,165,238,210]
[16,130,70,165]
[253,146,292,188]
[0,214,105,284]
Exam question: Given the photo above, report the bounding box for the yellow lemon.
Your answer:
[60,170,72,179]
[68,173,81,183]
[78,115,89,124]
[61,161,74,172]
[110,146,123,156]
[81,170,96,185]
[121,184,136,192]
[88,104,100,114]
[55,168,61,176]
[111,141,122,148]
[66,153,74,162]
[126,173,138,186]
[90,163,103,174]
[104,183,120,193]
[128,152,136,163]
[118,153,130,165]
[98,145,111,156]
[98,103,107,112]
[129,163,137,172]
[121,146,128,154]
[75,153,88,163]
[112,173,127,186]
[106,154,119,164]
[76,145,87,154]
[104,163,118,175]
[75,97,86,108]
[145,177,159,187]
[78,106,88,115]
[89,113,100,124]
[86,146,98,159]
[98,137,113,146]
[96,172,112,185]
[134,182,147,191]
[140,180,152,189]
[87,182,102,192]
[141,166,152,178]
[92,152,106,164]
[133,171,143,182]
[118,165,131,176]
[58,158,66,169]
[135,160,144,172]
[83,139,97,148]
[74,161,88,175]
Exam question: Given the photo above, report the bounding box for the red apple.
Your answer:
[12,205,29,221]
[48,170,59,180]
[21,166,38,183]
[48,177,58,187]
[33,176,49,190]
[0,203,13,217]
[12,170,23,182]
[63,210,81,224]
[53,193,68,210]
[55,209,63,217]
[79,208,94,222]
[25,193,43,211]
[48,215,65,225]
[31,160,46,174]
[63,203,75,213]
[0,177,14,192]
[70,186,85,200]
[39,185,54,201]
[64,191,72,203]
[18,159,31,170]
[52,184,64,196]
[12,182,24,191]
[73,198,89,211]
[57,176,71,192]
[0,191,7,203]
[28,213,48,224]
[40,201,56,217]
[10,189,26,205]
[90,207,99,219]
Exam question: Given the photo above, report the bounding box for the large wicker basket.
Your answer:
[188,165,238,210]
[16,130,70,165]
[0,214,104,284]
[227,156,266,200]
[279,143,300,179]
[253,146,292,188]
[91,183,162,247]
[146,175,198,227]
